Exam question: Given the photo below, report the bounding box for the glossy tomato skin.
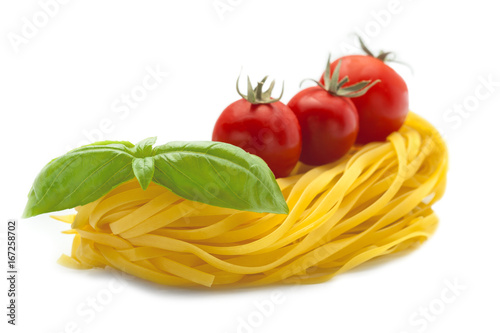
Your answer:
[288,86,358,166]
[212,99,302,178]
[320,55,408,144]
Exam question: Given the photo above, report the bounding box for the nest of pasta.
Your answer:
[54,112,448,288]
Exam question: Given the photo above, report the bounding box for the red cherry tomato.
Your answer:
[320,55,408,143]
[288,86,358,165]
[212,77,301,178]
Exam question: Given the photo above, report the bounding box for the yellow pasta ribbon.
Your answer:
[54,112,448,288]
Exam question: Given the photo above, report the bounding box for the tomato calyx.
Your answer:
[304,56,380,98]
[236,75,284,104]
[357,36,413,72]
[357,36,394,62]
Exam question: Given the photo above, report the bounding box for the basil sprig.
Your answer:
[22,138,289,218]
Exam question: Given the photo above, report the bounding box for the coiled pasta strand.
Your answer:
[54,112,448,288]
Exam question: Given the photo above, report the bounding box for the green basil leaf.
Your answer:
[132,157,155,190]
[129,137,157,157]
[23,142,135,218]
[80,140,134,148]
[152,141,289,214]
[24,138,290,218]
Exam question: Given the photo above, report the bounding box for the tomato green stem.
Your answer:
[357,36,414,73]
[358,36,393,61]
[303,56,379,98]
[236,74,284,104]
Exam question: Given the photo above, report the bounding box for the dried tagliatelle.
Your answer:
[43,112,448,288]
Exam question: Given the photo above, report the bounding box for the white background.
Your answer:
[1,1,499,332]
